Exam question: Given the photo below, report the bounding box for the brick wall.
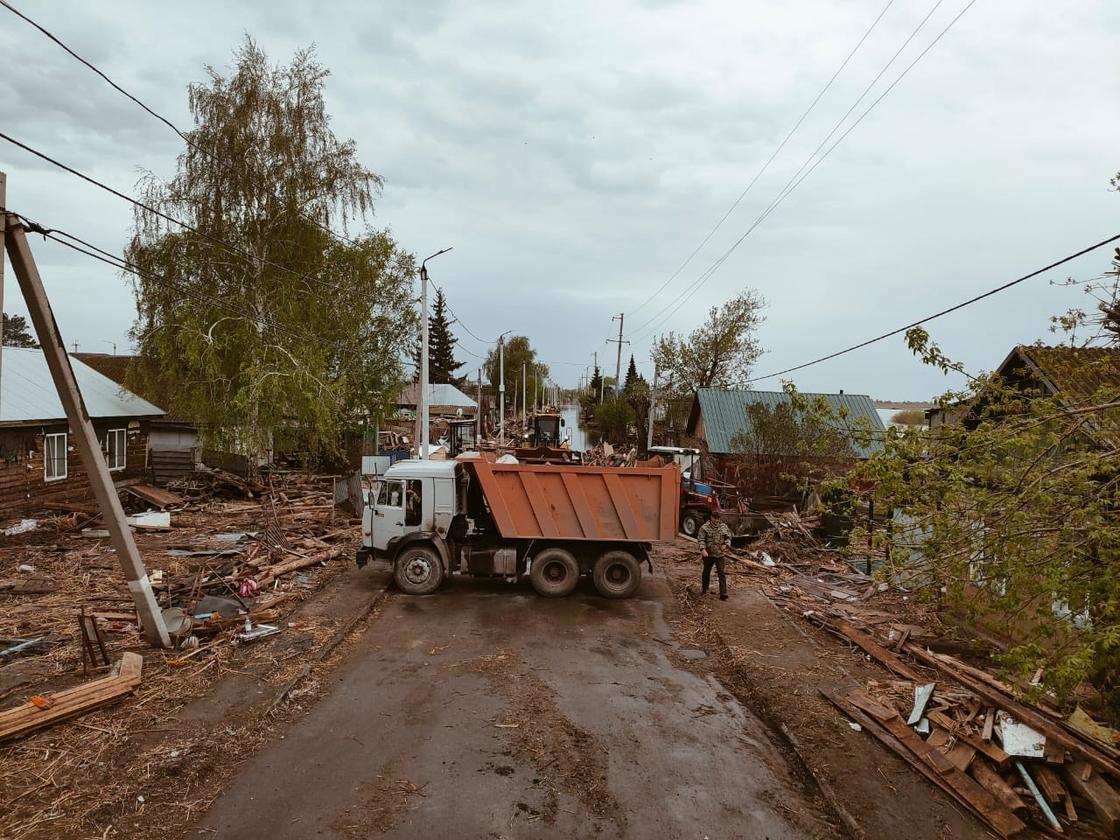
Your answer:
[0,420,151,515]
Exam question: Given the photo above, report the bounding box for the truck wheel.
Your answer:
[529,548,580,597]
[593,550,641,599]
[681,510,705,538]
[394,545,445,595]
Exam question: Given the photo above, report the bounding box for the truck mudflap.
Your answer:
[356,546,372,568]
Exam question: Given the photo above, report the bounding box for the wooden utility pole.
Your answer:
[4,210,169,647]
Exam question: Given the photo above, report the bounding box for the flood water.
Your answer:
[560,403,587,452]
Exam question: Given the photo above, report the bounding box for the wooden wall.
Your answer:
[0,420,151,515]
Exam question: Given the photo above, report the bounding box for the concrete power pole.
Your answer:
[612,312,625,390]
[5,209,170,647]
[476,368,482,444]
[522,362,527,433]
[499,337,506,446]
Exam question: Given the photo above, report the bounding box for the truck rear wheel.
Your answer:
[529,548,580,597]
[394,545,445,595]
[593,550,641,599]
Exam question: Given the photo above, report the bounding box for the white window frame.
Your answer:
[44,432,68,482]
[103,428,127,472]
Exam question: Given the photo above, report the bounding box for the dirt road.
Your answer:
[194,569,835,839]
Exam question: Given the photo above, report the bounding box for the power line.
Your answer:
[629,0,897,319]
[15,214,338,350]
[746,230,1120,383]
[0,130,365,300]
[0,0,363,249]
[632,0,976,341]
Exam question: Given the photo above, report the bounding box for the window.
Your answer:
[405,480,422,526]
[44,433,67,481]
[103,428,126,471]
[376,479,403,508]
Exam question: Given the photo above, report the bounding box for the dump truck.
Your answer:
[356,454,678,598]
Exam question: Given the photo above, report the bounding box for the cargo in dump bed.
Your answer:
[358,454,679,599]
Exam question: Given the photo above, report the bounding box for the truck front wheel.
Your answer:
[593,550,642,599]
[394,545,445,595]
[529,548,580,597]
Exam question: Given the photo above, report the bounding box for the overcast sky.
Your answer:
[1,0,1117,399]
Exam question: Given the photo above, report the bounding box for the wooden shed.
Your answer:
[0,348,165,515]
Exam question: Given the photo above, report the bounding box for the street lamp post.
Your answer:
[419,247,452,460]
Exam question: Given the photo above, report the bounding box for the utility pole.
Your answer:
[594,351,601,404]
[522,361,527,433]
[498,335,506,446]
[613,313,622,394]
[4,207,170,647]
[647,363,657,452]
[476,368,482,444]
[418,248,451,460]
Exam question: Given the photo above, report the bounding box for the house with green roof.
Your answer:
[685,388,886,500]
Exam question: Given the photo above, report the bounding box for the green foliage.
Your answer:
[624,355,641,393]
[589,365,603,396]
[853,329,1120,713]
[125,39,416,459]
[2,313,39,348]
[413,287,464,385]
[483,336,548,394]
[651,290,765,399]
[596,393,635,443]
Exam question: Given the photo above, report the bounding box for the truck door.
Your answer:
[371,478,406,552]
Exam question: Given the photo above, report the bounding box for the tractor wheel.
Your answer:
[394,545,445,595]
[592,550,642,599]
[681,510,705,538]
[529,548,580,597]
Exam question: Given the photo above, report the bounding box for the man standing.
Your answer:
[697,510,732,600]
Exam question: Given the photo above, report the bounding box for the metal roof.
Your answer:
[692,388,885,458]
[397,382,477,409]
[1,348,165,425]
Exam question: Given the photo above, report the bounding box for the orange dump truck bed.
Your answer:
[463,457,679,542]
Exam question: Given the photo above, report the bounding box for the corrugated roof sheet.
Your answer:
[694,388,885,457]
[1,348,165,425]
[398,382,477,409]
[1003,345,1120,445]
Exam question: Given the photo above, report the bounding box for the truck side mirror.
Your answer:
[561,418,566,427]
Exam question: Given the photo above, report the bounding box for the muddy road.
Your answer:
[194,568,835,838]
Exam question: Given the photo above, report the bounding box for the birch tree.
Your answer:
[126,39,416,459]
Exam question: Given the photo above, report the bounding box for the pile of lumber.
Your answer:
[0,652,143,743]
[818,616,1120,836]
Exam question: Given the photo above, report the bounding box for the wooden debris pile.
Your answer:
[719,513,1120,835]
[801,609,1120,836]
[0,471,356,721]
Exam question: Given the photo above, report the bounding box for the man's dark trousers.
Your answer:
[702,554,727,597]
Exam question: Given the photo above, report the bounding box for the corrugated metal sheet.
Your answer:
[695,388,885,457]
[1,348,165,425]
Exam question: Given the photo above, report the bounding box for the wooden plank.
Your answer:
[971,760,1028,814]
[1065,761,1120,833]
[927,710,1012,767]
[0,670,142,741]
[1033,764,1065,803]
[982,708,995,742]
[848,691,1026,838]
[832,619,922,682]
[125,483,183,508]
[904,643,1120,780]
[947,742,977,773]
